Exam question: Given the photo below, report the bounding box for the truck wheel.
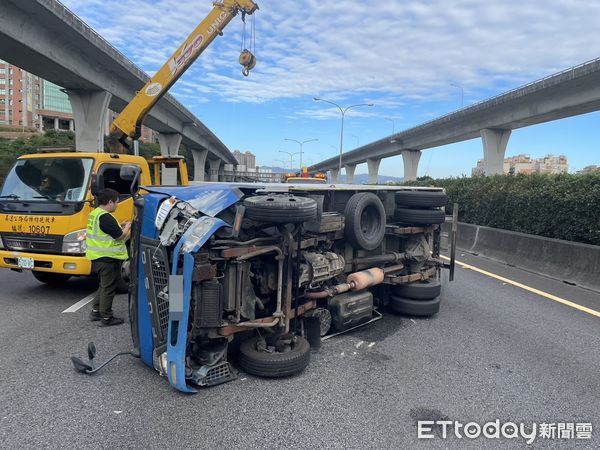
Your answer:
[243,194,317,223]
[344,192,386,251]
[32,271,71,286]
[238,336,310,378]
[395,191,447,208]
[393,208,445,225]
[389,296,440,317]
[391,279,441,300]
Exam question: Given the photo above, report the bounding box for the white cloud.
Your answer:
[62,0,600,111]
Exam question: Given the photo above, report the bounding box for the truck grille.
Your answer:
[191,361,236,387]
[151,256,170,337]
[2,234,63,253]
[141,239,170,345]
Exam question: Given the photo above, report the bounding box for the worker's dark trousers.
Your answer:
[92,259,120,319]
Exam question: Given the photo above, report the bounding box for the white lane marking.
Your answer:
[355,340,364,348]
[441,255,600,318]
[62,293,95,313]
[367,342,376,348]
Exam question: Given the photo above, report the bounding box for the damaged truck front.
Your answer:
[129,182,452,393]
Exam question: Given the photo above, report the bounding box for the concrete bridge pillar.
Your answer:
[191,149,208,181]
[67,90,112,152]
[344,164,356,184]
[481,128,511,175]
[330,168,340,183]
[157,133,182,156]
[402,150,422,181]
[208,159,221,182]
[367,158,381,184]
[158,133,183,185]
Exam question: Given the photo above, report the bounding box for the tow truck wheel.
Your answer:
[239,335,311,378]
[389,296,440,317]
[32,271,71,286]
[243,194,318,223]
[116,261,130,294]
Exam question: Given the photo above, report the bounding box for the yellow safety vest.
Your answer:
[85,207,128,261]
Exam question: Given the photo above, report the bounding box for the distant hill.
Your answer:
[339,174,403,184]
[259,167,403,184]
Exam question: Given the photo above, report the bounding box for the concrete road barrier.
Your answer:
[443,221,600,292]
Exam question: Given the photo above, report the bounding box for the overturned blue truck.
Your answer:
[126,182,453,393]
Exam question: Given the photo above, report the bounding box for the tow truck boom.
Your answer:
[109,0,258,152]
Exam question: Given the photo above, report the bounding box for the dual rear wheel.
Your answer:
[389,278,441,317]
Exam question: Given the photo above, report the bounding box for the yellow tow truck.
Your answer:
[283,167,328,184]
[0,0,258,285]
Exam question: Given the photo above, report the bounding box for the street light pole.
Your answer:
[284,138,318,169]
[313,98,374,180]
[450,83,464,108]
[385,117,395,135]
[278,150,301,171]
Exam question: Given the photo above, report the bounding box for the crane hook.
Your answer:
[239,49,256,77]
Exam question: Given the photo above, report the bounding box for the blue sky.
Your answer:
[62,0,600,177]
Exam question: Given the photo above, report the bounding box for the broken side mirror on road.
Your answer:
[71,341,134,375]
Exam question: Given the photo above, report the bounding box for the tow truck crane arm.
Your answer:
[109,0,258,152]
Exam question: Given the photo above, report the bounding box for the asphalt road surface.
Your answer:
[0,253,598,449]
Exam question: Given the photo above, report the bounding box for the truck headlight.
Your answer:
[62,229,87,254]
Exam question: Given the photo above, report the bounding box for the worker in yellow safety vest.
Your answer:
[85,188,130,326]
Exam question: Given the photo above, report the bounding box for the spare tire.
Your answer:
[239,336,311,378]
[391,278,441,300]
[395,191,447,208]
[243,194,317,223]
[393,208,445,225]
[344,192,386,251]
[389,296,440,317]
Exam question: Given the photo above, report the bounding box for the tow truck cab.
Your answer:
[0,152,151,282]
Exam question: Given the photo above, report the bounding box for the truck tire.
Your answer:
[243,194,317,223]
[32,271,71,286]
[389,296,440,317]
[395,191,447,208]
[344,192,386,251]
[393,208,445,225]
[391,279,441,300]
[239,336,311,378]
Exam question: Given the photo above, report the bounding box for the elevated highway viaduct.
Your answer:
[0,0,236,181]
[310,58,600,183]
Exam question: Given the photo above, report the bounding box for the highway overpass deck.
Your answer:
[0,0,237,179]
[312,57,600,182]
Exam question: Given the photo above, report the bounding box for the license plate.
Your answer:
[17,257,34,269]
